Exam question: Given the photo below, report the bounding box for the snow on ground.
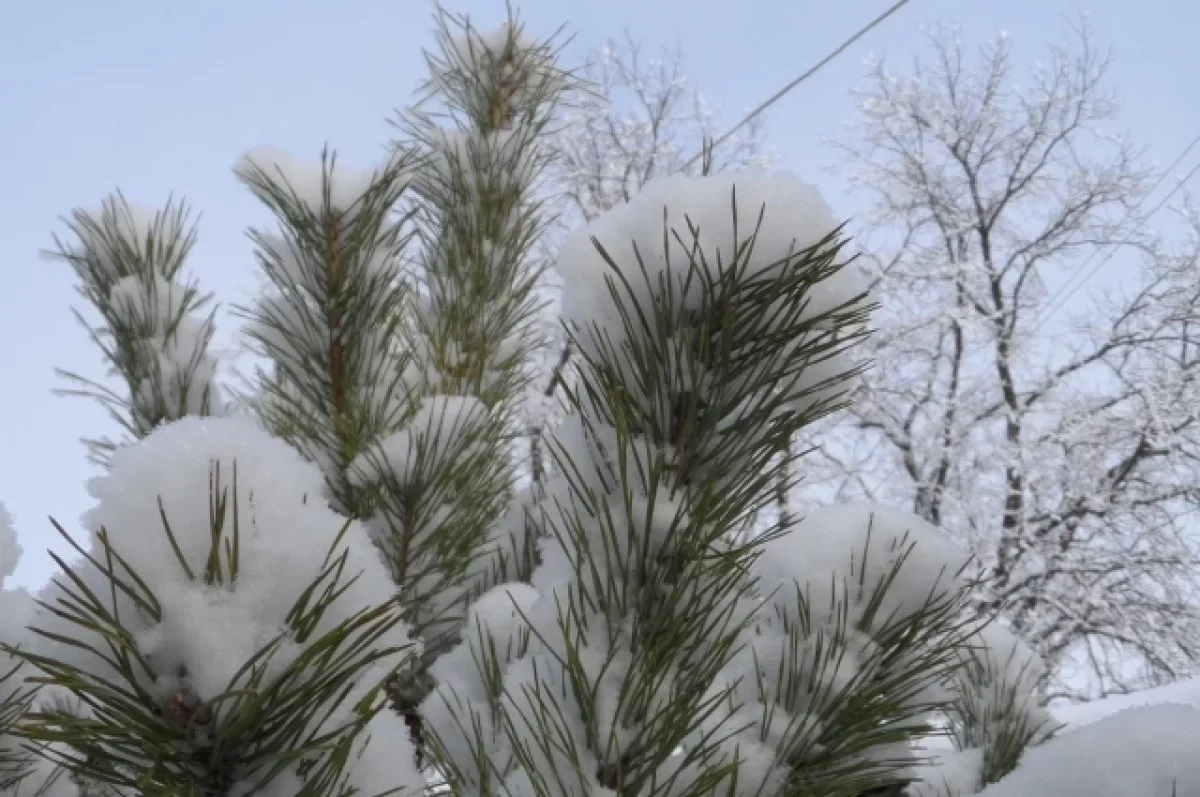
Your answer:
[1052,676,1200,728]
[977,702,1200,797]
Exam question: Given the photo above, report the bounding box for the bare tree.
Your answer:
[800,19,1200,701]
[547,33,776,225]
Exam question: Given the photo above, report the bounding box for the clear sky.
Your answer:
[2,0,1196,587]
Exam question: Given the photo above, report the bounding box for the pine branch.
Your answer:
[10,421,421,796]
[283,4,574,769]
[47,192,221,465]
[422,172,903,797]
[235,145,417,518]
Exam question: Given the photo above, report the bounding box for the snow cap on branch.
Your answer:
[755,502,972,630]
[556,170,867,335]
[680,503,982,797]
[70,416,411,693]
[554,171,870,426]
[351,394,489,488]
[57,197,160,284]
[235,145,410,224]
[25,416,422,794]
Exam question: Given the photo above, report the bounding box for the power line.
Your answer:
[1027,131,1200,334]
[1027,160,1200,339]
[682,0,912,171]
[954,151,1200,403]
[539,1,913,416]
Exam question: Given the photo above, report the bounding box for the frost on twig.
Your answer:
[547,33,776,228]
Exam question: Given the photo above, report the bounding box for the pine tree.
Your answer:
[0,504,45,794]
[2,5,1198,797]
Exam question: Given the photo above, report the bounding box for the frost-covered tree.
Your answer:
[800,18,1200,700]
[547,33,775,228]
[3,6,1200,797]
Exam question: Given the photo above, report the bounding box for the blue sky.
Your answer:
[1,0,1196,587]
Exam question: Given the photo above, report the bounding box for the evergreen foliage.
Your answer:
[1,5,1194,797]
[47,195,221,466]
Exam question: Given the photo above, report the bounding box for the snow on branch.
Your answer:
[234,145,416,515]
[48,193,222,466]
[21,6,1200,797]
[415,172,1015,797]
[13,417,423,795]
[974,703,1200,797]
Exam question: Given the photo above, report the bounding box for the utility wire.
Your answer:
[535,2,915,487]
[682,0,912,170]
[541,1,912,403]
[1027,149,1200,337]
[953,152,1200,405]
[1026,131,1200,334]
